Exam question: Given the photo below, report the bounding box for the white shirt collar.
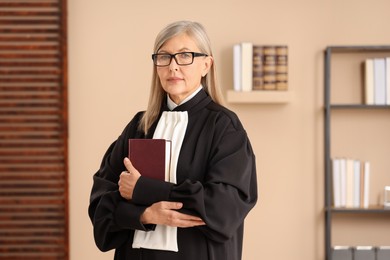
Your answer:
[167,85,203,110]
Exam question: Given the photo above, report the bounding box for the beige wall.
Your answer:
[68,0,390,259]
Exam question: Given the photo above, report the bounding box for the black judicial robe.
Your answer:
[88,89,258,260]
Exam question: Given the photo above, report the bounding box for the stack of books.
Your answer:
[331,158,370,208]
[364,57,390,105]
[233,43,288,92]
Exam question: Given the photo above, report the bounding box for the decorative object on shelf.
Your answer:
[331,246,353,260]
[377,246,390,260]
[233,43,288,92]
[354,246,376,260]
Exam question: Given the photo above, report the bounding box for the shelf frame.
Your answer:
[323,45,390,260]
[326,207,390,214]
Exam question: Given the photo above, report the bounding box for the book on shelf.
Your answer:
[332,158,342,208]
[331,157,370,209]
[364,59,374,105]
[263,46,277,90]
[364,57,390,105]
[233,44,242,92]
[353,160,361,208]
[232,43,288,92]
[241,42,253,92]
[252,45,264,90]
[340,158,347,207]
[345,159,354,208]
[128,139,171,181]
[276,46,288,90]
[387,57,390,105]
[362,161,370,208]
[374,58,386,105]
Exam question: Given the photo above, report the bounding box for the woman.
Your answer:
[88,20,258,260]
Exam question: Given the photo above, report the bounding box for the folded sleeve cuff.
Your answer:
[132,176,173,205]
[115,201,152,231]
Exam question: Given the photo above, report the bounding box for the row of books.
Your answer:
[233,43,288,92]
[364,57,390,105]
[331,158,370,208]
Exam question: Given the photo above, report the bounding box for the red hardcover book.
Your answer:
[128,139,171,181]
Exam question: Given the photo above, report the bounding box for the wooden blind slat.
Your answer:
[0,70,61,75]
[0,37,59,43]
[0,19,59,25]
[0,45,59,50]
[0,28,59,34]
[0,3,59,8]
[0,53,60,60]
[0,86,60,90]
[0,62,60,67]
[0,11,59,16]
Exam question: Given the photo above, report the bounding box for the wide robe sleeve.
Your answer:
[87,112,174,252]
[132,109,258,244]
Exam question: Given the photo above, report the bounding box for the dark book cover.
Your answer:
[128,139,171,181]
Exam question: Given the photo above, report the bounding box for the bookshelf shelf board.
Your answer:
[227,90,291,104]
[327,45,390,53]
[327,206,390,214]
[328,104,390,109]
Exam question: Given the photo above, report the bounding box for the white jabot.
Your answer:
[167,85,203,110]
[132,111,188,252]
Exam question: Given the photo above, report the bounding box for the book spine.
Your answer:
[252,45,264,90]
[360,161,365,208]
[363,161,370,208]
[374,58,386,105]
[263,46,277,90]
[233,44,242,92]
[364,59,374,105]
[241,42,253,92]
[386,57,390,105]
[332,158,341,208]
[353,160,361,208]
[339,158,347,207]
[346,158,354,208]
[276,46,288,90]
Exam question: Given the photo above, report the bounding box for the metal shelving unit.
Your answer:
[324,45,390,260]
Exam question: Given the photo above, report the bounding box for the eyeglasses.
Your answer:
[152,52,208,67]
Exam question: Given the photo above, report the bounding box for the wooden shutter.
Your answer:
[0,0,68,259]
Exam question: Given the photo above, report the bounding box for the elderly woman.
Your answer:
[88,20,257,260]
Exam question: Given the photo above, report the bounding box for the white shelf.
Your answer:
[226,90,291,104]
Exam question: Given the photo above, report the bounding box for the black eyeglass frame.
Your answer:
[151,52,208,67]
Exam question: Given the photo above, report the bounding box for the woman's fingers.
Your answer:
[143,201,206,228]
[118,171,132,200]
[118,158,141,200]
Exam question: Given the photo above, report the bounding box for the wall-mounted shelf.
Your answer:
[226,90,291,104]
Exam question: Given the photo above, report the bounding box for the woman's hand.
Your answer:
[118,157,141,200]
[141,201,206,228]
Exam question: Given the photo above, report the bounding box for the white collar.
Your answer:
[167,86,203,110]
